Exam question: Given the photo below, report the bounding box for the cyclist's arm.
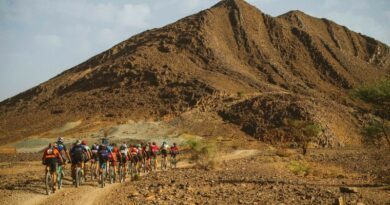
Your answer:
[42,150,46,162]
[55,150,64,163]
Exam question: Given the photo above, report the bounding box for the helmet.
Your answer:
[57,137,64,143]
[163,141,167,144]
[75,140,81,145]
[81,140,87,145]
[137,144,141,148]
[173,142,177,146]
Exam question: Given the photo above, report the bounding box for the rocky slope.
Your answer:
[0,0,389,145]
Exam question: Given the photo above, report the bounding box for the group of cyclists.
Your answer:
[42,137,180,193]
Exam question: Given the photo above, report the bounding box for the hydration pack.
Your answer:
[72,145,84,161]
[99,149,109,161]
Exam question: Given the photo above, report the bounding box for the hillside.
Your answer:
[0,0,389,146]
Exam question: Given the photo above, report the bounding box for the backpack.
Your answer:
[46,147,54,155]
[99,149,109,161]
[72,145,84,161]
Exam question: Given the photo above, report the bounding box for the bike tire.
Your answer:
[57,166,63,190]
[75,168,80,188]
[45,172,52,195]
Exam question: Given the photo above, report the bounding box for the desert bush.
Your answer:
[289,160,310,176]
[186,138,217,170]
[275,148,294,157]
[237,91,244,98]
[352,79,390,146]
[287,120,322,155]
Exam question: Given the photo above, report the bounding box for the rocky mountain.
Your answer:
[0,0,389,145]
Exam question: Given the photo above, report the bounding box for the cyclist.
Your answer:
[97,142,110,183]
[42,143,63,193]
[119,143,129,179]
[160,141,169,169]
[170,142,179,168]
[90,143,99,179]
[150,142,159,170]
[143,143,151,172]
[70,140,88,184]
[56,137,71,163]
[81,140,92,180]
[129,144,139,174]
[108,144,120,182]
[136,144,144,172]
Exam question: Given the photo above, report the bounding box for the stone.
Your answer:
[339,186,358,193]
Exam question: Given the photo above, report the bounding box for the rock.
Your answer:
[339,186,358,193]
[127,191,140,198]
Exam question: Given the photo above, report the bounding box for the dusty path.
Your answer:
[3,149,260,205]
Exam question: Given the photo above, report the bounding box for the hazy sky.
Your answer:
[1,0,389,101]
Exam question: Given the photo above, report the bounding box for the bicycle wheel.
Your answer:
[45,171,53,195]
[109,166,114,184]
[57,165,63,190]
[75,167,80,188]
[119,164,124,183]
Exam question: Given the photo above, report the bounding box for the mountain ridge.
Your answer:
[0,0,389,146]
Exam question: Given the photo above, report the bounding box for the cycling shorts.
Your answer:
[45,158,58,173]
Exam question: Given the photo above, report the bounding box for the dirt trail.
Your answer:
[10,149,260,205]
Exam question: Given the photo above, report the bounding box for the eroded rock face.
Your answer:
[0,0,389,145]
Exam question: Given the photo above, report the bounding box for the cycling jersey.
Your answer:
[42,147,62,173]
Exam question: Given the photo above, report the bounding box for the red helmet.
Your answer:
[81,140,87,145]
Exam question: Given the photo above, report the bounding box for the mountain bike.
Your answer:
[170,154,178,169]
[161,154,168,171]
[57,164,64,190]
[90,159,98,181]
[150,156,157,172]
[75,164,84,188]
[109,164,115,184]
[99,162,106,188]
[45,168,54,195]
[118,162,125,183]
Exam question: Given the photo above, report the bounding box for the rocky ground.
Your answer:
[0,145,388,205]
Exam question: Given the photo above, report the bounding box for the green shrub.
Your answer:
[352,79,390,146]
[289,160,310,176]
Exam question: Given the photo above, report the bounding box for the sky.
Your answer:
[0,0,389,101]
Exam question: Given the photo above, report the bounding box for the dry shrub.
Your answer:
[186,138,217,170]
[275,148,295,157]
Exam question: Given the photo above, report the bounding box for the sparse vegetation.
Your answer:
[289,160,310,176]
[352,79,390,146]
[186,138,217,170]
[287,120,322,155]
[275,148,294,157]
[237,91,244,98]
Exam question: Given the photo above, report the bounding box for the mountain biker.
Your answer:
[136,144,144,172]
[129,144,139,172]
[108,144,121,182]
[150,142,159,169]
[170,142,179,168]
[90,143,99,179]
[119,143,129,178]
[56,137,71,163]
[97,142,110,181]
[81,140,92,180]
[143,143,151,172]
[42,143,63,193]
[160,141,169,169]
[70,140,88,184]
